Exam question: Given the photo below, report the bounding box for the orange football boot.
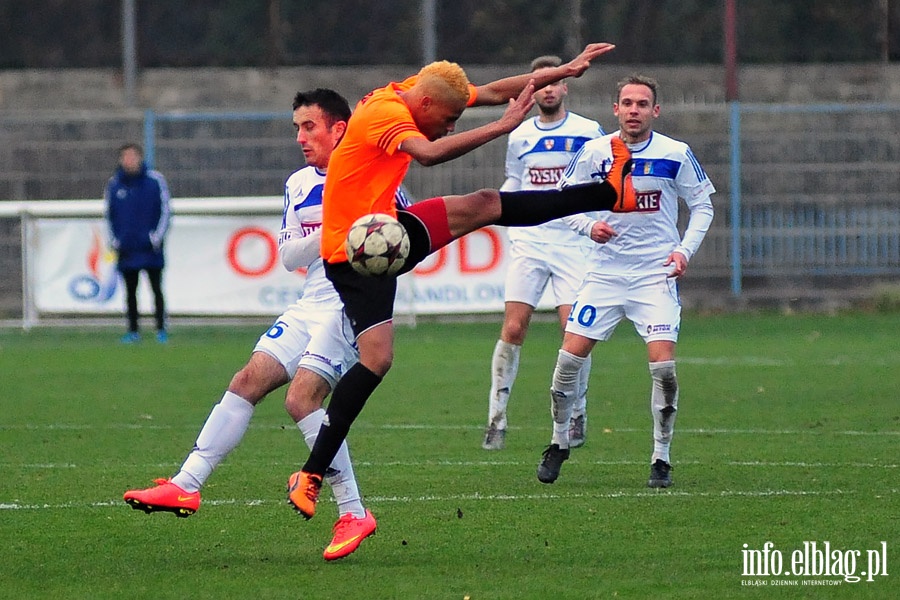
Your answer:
[287,470,322,520]
[323,509,377,561]
[607,136,637,213]
[123,478,200,517]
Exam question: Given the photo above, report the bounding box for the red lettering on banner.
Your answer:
[228,227,277,277]
[413,228,504,276]
[414,247,447,276]
[458,228,501,273]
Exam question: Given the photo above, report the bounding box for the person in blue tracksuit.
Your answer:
[104,143,172,343]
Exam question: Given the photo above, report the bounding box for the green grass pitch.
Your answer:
[0,312,897,599]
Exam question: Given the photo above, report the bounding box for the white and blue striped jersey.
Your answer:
[278,166,411,302]
[560,131,715,275]
[501,112,604,246]
[278,166,336,302]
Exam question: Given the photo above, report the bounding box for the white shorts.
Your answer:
[252,299,358,389]
[565,272,681,343]
[504,241,589,308]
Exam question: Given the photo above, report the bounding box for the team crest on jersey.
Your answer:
[543,138,556,150]
[643,160,653,175]
[597,158,613,179]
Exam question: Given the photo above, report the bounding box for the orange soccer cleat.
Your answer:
[287,470,322,520]
[323,509,377,561]
[123,478,200,517]
[607,136,637,213]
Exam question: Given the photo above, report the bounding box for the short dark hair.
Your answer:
[118,142,142,156]
[530,55,562,71]
[616,74,659,105]
[292,88,351,126]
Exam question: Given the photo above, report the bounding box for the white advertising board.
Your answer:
[31,216,554,316]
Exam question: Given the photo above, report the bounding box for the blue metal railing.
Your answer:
[138,103,900,297]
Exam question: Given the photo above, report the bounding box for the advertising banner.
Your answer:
[30,216,554,316]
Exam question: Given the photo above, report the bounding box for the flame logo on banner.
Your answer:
[68,227,119,302]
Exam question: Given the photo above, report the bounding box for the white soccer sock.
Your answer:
[550,350,586,448]
[172,391,254,493]
[487,339,521,430]
[572,352,592,418]
[298,408,365,519]
[649,360,678,464]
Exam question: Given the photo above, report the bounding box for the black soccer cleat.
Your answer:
[648,459,673,488]
[537,444,570,484]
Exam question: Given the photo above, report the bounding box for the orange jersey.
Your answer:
[321,75,477,263]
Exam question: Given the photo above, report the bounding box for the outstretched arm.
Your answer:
[401,81,536,167]
[472,43,615,106]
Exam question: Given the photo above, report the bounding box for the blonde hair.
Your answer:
[416,60,471,105]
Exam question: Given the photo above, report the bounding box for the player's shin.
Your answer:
[550,350,586,449]
[301,363,382,476]
[568,353,591,448]
[495,182,619,227]
[172,391,254,492]
[298,409,365,517]
[488,340,521,429]
[574,352,591,418]
[649,361,678,464]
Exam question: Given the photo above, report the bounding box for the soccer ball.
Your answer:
[345,213,410,276]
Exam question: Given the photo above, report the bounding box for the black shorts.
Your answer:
[324,260,396,338]
[396,207,435,275]
[325,201,449,338]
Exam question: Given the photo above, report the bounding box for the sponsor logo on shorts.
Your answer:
[647,323,673,335]
[301,351,342,376]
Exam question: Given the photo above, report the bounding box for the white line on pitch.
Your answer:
[363,488,871,502]
[5,459,898,469]
[728,461,898,468]
[2,423,898,437]
[5,488,889,512]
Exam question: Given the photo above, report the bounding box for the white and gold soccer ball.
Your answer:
[345,213,410,276]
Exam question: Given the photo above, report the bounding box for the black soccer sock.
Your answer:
[495,181,617,226]
[301,362,383,476]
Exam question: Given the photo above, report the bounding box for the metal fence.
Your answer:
[1,101,898,318]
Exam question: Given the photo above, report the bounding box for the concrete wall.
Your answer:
[2,63,900,111]
[1,63,898,315]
